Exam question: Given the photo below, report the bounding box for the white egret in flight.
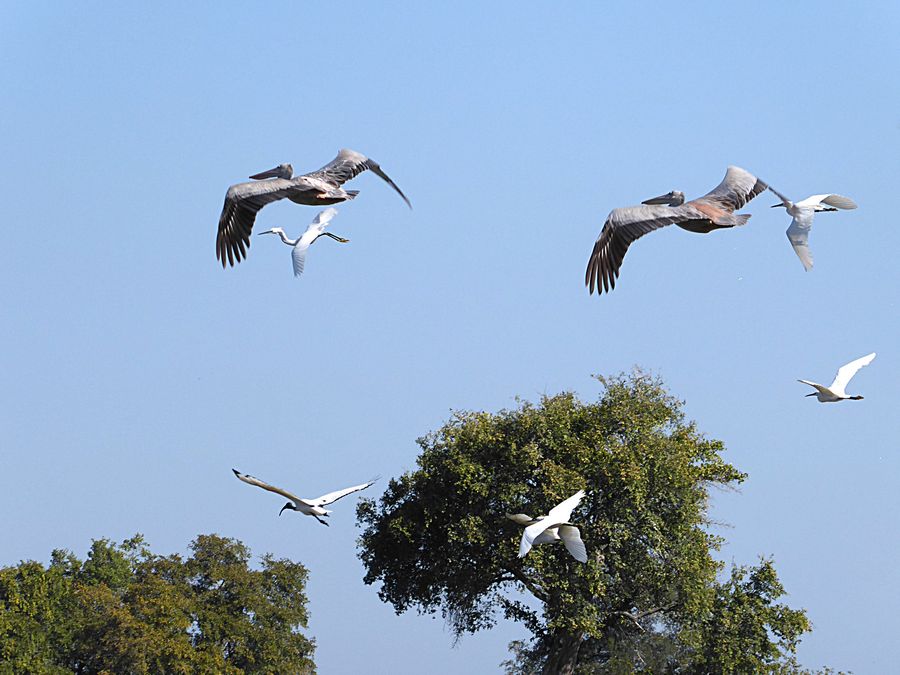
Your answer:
[217,148,411,267]
[506,490,587,563]
[258,208,348,277]
[799,353,875,403]
[586,166,768,294]
[768,187,857,270]
[233,469,378,525]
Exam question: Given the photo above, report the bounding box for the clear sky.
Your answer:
[2,2,898,672]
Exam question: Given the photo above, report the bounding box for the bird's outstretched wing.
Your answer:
[697,166,768,212]
[217,179,302,267]
[830,353,876,395]
[292,244,308,277]
[310,476,379,506]
[797,379,830,395]
[233,469,303,503]
[786,212,815,271]
[797,194,858,210]
[306,149,412,208]
[585,204,706,294]
[506,513,535,525]
[558,525,588,563]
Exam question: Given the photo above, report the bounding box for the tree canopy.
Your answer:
[357,371,816,674]
[0,534,315,674]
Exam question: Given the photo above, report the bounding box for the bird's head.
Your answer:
[258,227,285,237]
[278,502,295,516]
[642,190,684,206]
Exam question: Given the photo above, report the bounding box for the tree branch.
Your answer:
[502,564,548,603]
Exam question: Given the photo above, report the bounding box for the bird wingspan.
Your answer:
[698,166,768,212]
[217,178,303,267]
[558,525,588,563]
[786,214,814,271]
[232,469,303,503]
[306,149,412,209]
[831,353,876,394]
[311,477,379,506]
[585,204,705,294]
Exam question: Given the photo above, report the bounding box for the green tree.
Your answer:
[0,534,315,674]
[357,371,816,674]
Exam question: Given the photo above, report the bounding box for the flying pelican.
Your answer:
[585,166,768,294]
[506,490,587,563]
[217,149,411,268]
[798,353,876,403]
[232,469,378,526]
[768,187,858,271]
[258,208,348,277]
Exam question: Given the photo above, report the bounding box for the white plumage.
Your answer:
[768,188,858,271]
[258,207,348,277]
[506,490,588,563]
[798,353,876,402]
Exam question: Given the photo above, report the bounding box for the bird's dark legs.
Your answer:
[322,232,350,243]
[314,515,330,526]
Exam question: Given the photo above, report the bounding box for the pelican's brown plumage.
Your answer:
[585,166,767,294]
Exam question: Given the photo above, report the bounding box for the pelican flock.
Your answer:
[233,469,378,526]
[799,353,876,403]
[585,166,768,295]
[216,148,411,267]
[507,490,588,563]
[768,187,858,271]
[258,207,348,278]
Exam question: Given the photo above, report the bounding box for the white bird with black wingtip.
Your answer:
[799,353,876,403]
[258,207,349,278]
[507,490,588,563]
[768,186,857,271]
[233,469,378,525]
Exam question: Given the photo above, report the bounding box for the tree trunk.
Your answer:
[541,629,583,675]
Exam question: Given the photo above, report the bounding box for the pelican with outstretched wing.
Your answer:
[585,166,767,294]
[217,149,411,267]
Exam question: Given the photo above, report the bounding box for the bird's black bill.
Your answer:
[805,392,816,397]
[770,203,786,208]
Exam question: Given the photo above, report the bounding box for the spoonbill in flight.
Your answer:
[217,149,411,267]
[233,469,378,525]
[258,208,348,277]
[799,353,875,402]
[506,490,588,563]
[585,166,767,294]
[768,186,857,271]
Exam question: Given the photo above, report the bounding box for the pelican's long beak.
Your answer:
[641,192,676,206]
[250,166,285,180]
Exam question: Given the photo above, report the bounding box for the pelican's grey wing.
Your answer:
[217,178,304,267]
[585,204,707,294]
[232,469,303,503]
[558,525,588,563]
[311,477,379,506]
[306,148,412,208]
[831,353,876,395]
[697,166,768,212]
[786,211,815,271]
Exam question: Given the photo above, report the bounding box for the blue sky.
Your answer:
[2,2,898,672]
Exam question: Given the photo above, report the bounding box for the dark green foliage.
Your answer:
[358,371,819,673]
[0,534,315,674]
